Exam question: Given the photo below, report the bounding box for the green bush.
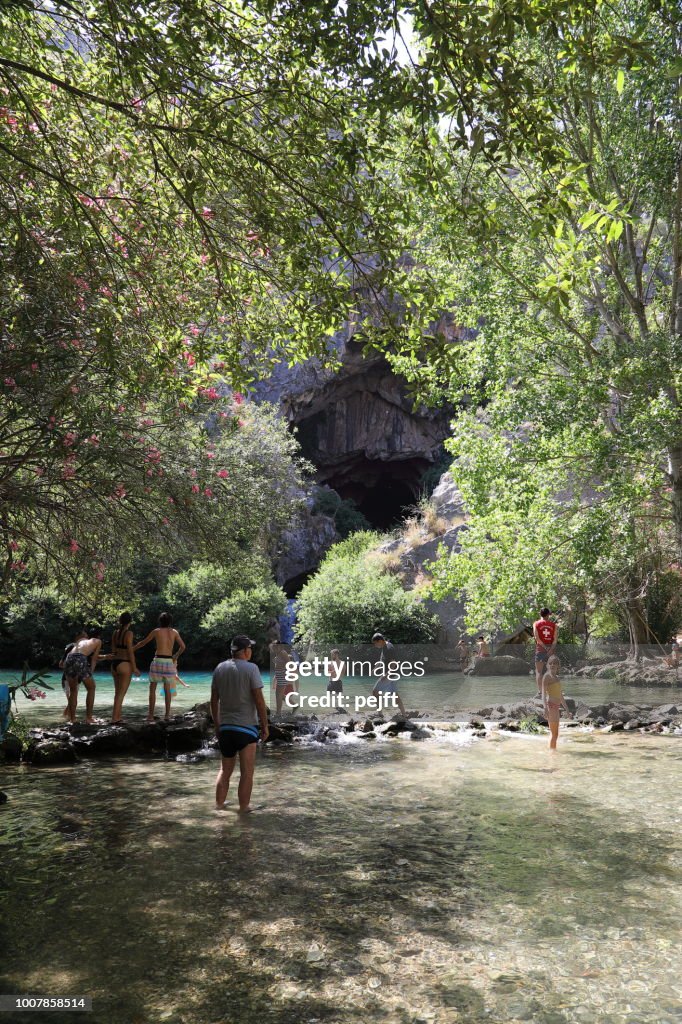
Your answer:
[311,487,370,539]
[295,532,439,644]
[201,581,287,662]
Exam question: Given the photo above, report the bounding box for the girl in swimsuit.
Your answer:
[541,654,572,750]
[109,611,139,724]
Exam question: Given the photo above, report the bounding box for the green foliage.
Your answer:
[296,532,439,644]
[201,581,287,661]
[311,488,370,539]
[519,717,542,735]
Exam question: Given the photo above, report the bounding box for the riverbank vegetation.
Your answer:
[1,0,681,658]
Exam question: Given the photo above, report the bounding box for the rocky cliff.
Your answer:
[254,340,453,528]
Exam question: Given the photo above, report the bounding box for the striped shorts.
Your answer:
[150,656,177,686]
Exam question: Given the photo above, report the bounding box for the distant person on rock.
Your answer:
[541,654,572,750]
[327,648,345,707]
[475,636,490,658]
[134,612,186,722]
[63,629,102,724]
[456,638,471,672]
[372,632,407,718]
[533,608,557,696]
[271,643,299,716]
[663,636,680,669]
[211,635,269,812]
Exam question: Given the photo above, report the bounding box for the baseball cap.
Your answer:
[231,635,256,652]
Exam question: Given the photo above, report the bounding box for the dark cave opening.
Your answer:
[324,458,428,530]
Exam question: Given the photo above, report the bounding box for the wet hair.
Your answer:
[540,607,551,617]
[477,635,485,641]
[547,654,561,667]
[158,612,172,628]
[330,648,340,658]
[75,627,88,639]
[119,611,132,627]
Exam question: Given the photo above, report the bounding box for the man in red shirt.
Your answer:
[533,608,557,696]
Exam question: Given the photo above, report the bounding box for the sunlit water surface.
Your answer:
[4,667,682,725]
[1,729,681,1024]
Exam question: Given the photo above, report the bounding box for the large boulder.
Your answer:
[165,722,204,753]
[466,656,530,676]
[0,733,23,762]
[30,740,78,766]
[70,726,135,755]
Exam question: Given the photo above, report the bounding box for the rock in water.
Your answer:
[30,740,78,766]
[0,790,8,804]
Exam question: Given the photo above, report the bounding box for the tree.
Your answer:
[317,0,682,641]
[296,531,439,644]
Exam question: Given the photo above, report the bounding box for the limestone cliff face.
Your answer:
[271,496,339,595]
[254,340,453,527]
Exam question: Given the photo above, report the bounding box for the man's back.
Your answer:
[212,658,262,727]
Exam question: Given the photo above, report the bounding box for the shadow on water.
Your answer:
[0,736,680,1024]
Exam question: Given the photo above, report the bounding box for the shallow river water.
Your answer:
[1,724,681,1024]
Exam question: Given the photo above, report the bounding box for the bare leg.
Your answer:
[237,742,258,811]
[164,683,172,720]
[84,676,96,723]
[66,677,78,722]
[215,755,236,807]
[535,660,544,695]
[548,716,559,750]
[112,665,132,723]
[396,694,407,717]
[275,687,283,715]
[147,682,157,722]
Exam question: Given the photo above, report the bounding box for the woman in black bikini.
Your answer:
[110,611,139,724]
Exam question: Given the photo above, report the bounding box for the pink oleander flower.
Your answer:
[167,496,175,504]
[188,468,197,478]
[189,325,200,337]
[201,207,215,220]
[30,362,39,371]
[62,432,76,447]
[217,469,229,479]
[78,194,97,208]
[8,540,19,551]
[238,419,245,428]
[113,485,127,499]
[233,392,244,405]
[200,252,209,266]
[10,561,27,572]
[62,465,76,480]
[183,350,196,368]
[68,539,79,553]
[199,387,219,400]
[206,451,215,459]
[204,487,213,497]
[162,516,170,526]
[191,484,200,493]
[35,466,44,477]
[4,377,16,388]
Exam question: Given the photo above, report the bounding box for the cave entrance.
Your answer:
[324,458,428,530]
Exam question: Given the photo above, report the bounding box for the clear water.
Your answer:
[1,730,681,1023]
[4,667,682,726]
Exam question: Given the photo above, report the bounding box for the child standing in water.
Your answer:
[541,654,572,750]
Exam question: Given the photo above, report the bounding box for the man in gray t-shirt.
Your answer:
[210,635,269,812]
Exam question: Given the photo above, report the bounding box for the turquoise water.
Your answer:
[1,730,681,1023]
[4,666,681,725]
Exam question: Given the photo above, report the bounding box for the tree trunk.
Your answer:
[623,594,649,662]
[667,444,682,561]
